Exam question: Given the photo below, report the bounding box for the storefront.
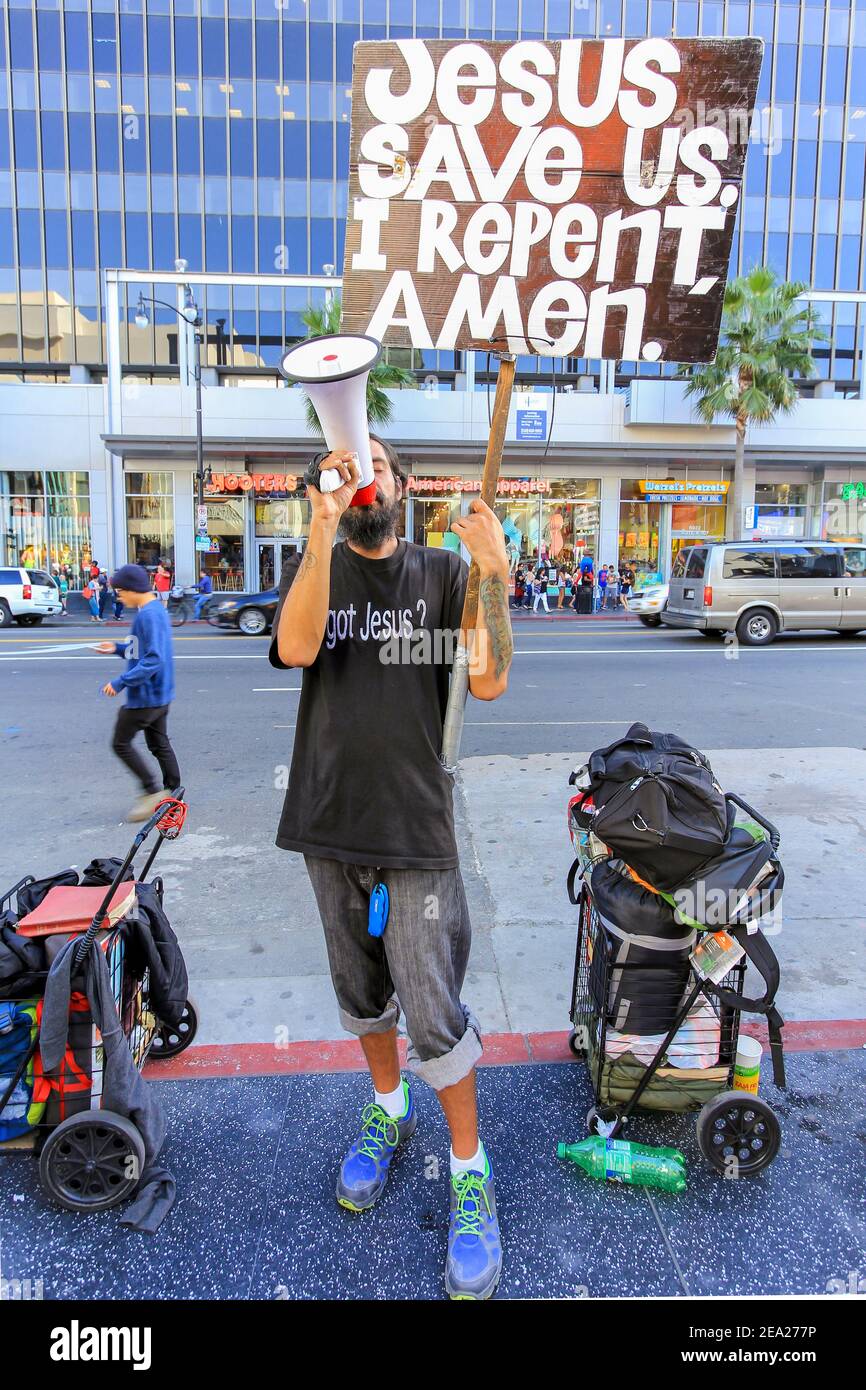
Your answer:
[750,482,811,538]
[621,479,729,581]
[821,479,866,544]
[204,466,311,592]
[407,475,601,570]
[1,470,93,585]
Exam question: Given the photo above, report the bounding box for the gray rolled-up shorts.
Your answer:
[303,855,482,1092]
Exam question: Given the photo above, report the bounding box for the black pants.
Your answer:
[112,704,180,794]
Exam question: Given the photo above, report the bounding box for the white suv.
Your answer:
[0,567,63,627]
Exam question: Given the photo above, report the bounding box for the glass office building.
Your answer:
[1,0,866,386]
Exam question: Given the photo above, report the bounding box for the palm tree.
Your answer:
[683,266,826,540]
[296,297,415,437]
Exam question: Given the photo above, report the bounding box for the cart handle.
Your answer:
[726,792,780,851]
[0,875,36,915]
[72,788,186,969]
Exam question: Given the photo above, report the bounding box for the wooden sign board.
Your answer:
[341,38,763,364]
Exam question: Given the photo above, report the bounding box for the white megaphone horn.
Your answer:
[280,333,382,507]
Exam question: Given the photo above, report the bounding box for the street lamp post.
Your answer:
[135,289,206,510]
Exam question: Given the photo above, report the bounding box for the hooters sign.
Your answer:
[341,38,762,363]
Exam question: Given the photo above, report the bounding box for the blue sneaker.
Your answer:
[336,1083,416,1213]
[445,1151,503,1300]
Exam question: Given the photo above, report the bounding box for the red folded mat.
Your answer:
[16,883,137,938]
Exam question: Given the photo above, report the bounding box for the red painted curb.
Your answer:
[144,1020,866,1082]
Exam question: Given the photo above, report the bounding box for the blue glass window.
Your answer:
[799,48,822,105]
[98,212,122,267]
[336,25,359,83]
[257,120,280,178]
[202,19,226,79]
[283,121,307,178]
[72,211,96,269]
[284,218,307,273]
[625,1,647,36]
[790,233,812,284]
[44,210,68,269]
[122,118,147,174]
[282,23,307,82]
[311,217,334,271]
[310,122,333,180]
[0,210,13,268]
[152,213,176,269]
[13,112,37,170]
[573,1,597,36]
[230,118,253,174]
[839,236,861,291]
[40,112,65,171]
[120,15,145,74]
[178,214,203,270]
[65,13,90,72]
[774,45,797,104]
[231,215,254,271]
[147,17,172,77]
[745,149,768,196]
[37,12,62,71]
[814,235,835,288]
[255,22,279,81]
[845,146,866,201]
[766,233,788,277]
[205,214,229,270]
[825,47,848,97]
[125,212,149,267]
[258,216,281,272]
[309,24,333,80]
[96,114,119,172]
[795,142,817,197]
[149,115,174,175]
[68,113,93,172]
[177,118,200,175]
[0,119,9,172]
[92,14,117,76]
[175,18,199,78]
[18,210,42,269]
[769,140,793,197]
[204,118,228,174]
[10,11,34,70]
[819,143,842,200]
[229,20,252,78]
[336,120,349,181]
[741,231,764,269]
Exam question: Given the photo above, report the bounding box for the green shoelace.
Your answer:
[451,1171,492,1235]
[356,1103,401,1160]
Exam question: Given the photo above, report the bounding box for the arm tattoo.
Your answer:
[297,548,318,581]
[479,574,514,679]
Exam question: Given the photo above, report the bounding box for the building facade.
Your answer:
[1,1,866,589]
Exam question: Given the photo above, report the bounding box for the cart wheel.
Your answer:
[696,1090,781,1176]
[568,1028,586,1059]
[149,996,199,1059]
[39,1111,145,1212]
[586,1104,622,1137]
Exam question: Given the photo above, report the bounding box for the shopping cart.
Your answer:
[0,792,196,1212]
[565,792,785,1177]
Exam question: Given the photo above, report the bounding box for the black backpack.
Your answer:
[569,723,728,891]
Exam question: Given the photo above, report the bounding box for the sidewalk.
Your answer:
[1,1045,862,1299]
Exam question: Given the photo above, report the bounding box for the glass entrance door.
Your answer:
[257,540,302,592]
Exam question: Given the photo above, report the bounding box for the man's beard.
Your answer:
[338,491,401,549]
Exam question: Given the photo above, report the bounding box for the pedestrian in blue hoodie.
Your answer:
[95,563,179,822]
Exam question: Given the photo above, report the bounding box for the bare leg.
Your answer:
[436,1069,479,1160]
[359,1027,401,1093]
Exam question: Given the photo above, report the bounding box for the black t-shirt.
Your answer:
[269,539,468,869]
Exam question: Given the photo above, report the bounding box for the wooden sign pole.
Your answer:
[441,352,516,772]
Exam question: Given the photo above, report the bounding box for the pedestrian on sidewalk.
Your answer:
[56,569,69,614]
[193,569,213,620]
[95,563,180,824]
[533,564,550,613]
[153,560,172,606]
[619,561,635,610]
[270,432,511,1301]
[596,565,608,612]
[97,568,110,620]
[605,566,620,611]
[82,574,103,623]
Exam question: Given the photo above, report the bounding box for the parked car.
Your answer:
[662,541,866,645]
[207,587,278,636]
[627,581,669,627]
[0,567,63,627]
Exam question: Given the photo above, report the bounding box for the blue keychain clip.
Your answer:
[368,882,389,938]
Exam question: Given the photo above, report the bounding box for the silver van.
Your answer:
[662,541,866,645]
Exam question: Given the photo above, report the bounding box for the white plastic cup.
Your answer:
[733,1035,762,1094]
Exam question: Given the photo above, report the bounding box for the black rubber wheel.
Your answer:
[586,1104,622,1136]
[696,1090,781,1176]
[638,614,662,627]
[149,996,199,1059]
[736,608,778,647]
[15,614,43,625]
[0,601,13,628]
[568,1028,586,1059]
[39,1111,145,1212]
[238,606,268,636]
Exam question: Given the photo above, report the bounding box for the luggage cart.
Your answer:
[565,794,785,1177]
[0,793,196,1212]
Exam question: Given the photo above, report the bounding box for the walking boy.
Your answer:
[95,563,180,822]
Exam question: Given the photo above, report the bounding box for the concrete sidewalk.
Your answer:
[1,1048,862,1300]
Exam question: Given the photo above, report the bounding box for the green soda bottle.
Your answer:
[556,1137,687,1193]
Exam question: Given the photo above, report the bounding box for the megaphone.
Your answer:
[280,333,382,507]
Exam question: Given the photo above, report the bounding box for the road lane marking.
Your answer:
[3,645,865,662]
[253,687,301,692]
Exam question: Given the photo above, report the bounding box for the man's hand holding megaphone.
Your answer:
[305,449,361,522]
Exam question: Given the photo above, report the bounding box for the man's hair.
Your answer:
[369,432,407,490]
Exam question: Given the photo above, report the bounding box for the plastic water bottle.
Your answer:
[556,1137,687,1193]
